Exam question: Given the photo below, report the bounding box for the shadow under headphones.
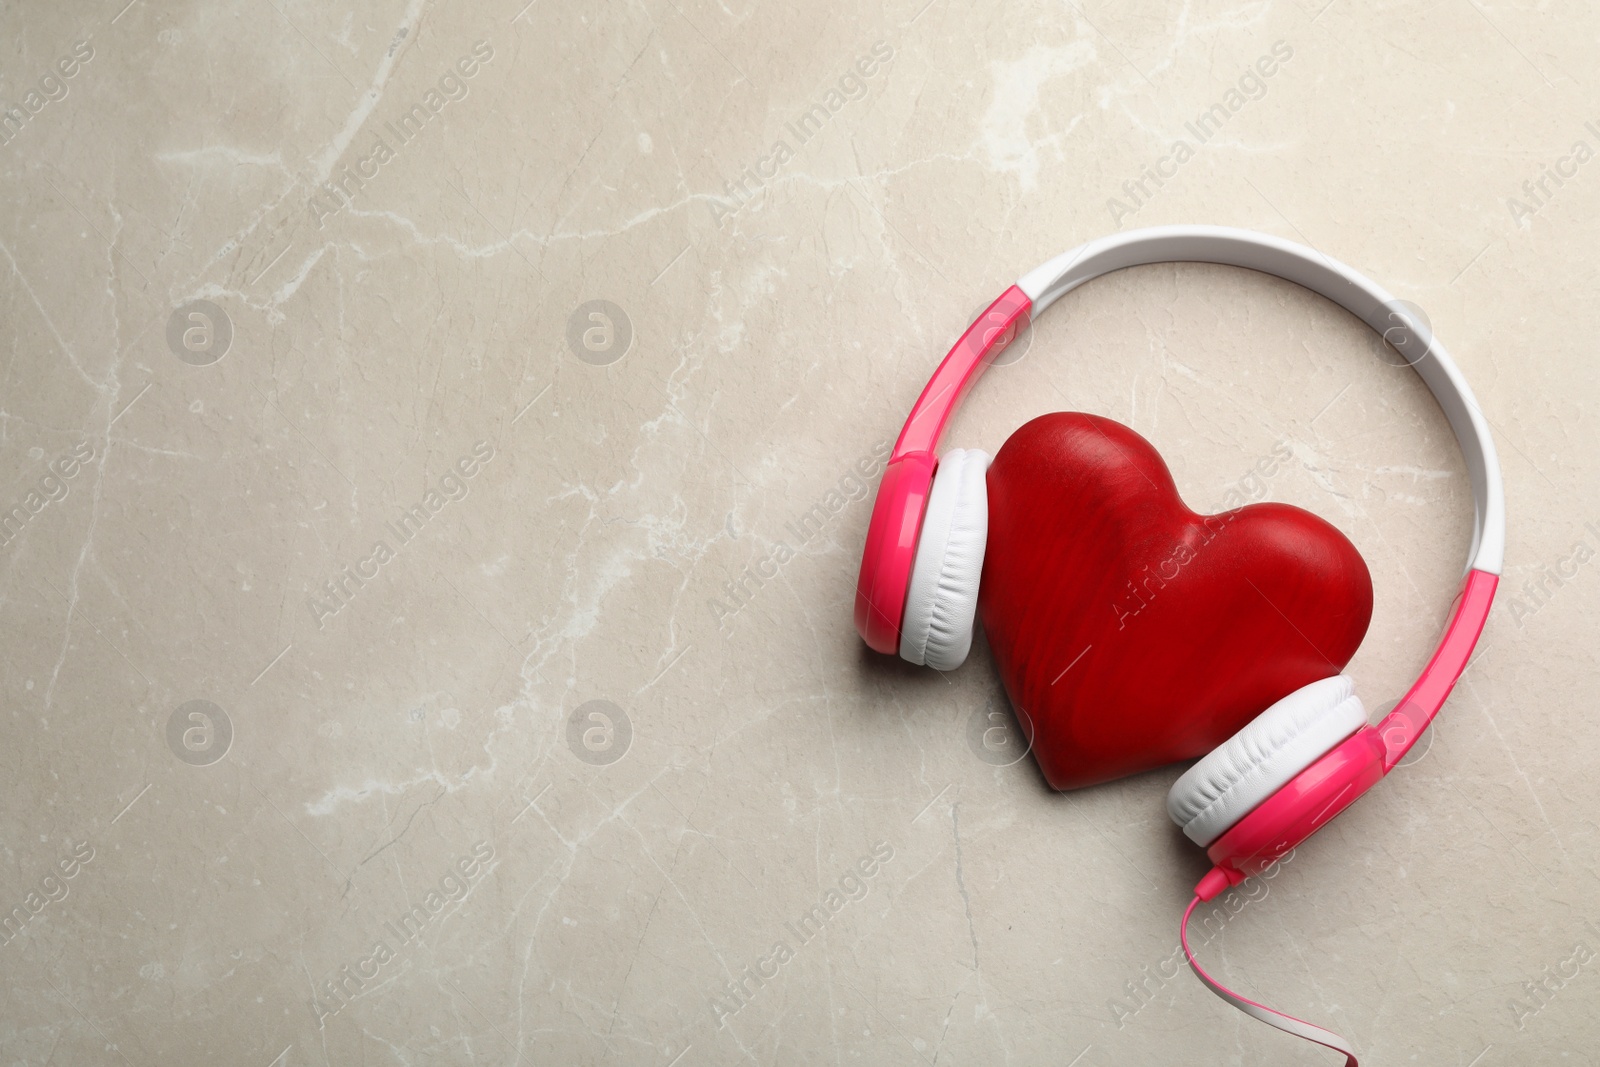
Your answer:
[853,227,1505,1065]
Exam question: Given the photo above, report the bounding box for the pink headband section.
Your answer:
[854,287,1031,653]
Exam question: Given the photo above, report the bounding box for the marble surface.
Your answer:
[2,1,1598,1064]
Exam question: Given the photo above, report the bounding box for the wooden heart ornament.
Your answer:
[979,413,1373,791]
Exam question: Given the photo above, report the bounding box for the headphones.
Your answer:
[853,226,1504,1064]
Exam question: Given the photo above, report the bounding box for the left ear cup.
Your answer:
[1166,675,1367,846]
[899,448,991,670]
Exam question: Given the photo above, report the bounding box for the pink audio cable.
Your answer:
[1180,897,1358,1065]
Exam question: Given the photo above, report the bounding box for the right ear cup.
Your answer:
[1166,675,1367,847]
[899,448,991,671]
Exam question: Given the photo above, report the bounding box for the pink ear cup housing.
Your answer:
[1168,675,1368,847]
[1198,725,1388,900]
[856,451,937,653]
[1194,568,1499,900]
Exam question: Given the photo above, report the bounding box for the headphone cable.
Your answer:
[1180,896,1359,1066]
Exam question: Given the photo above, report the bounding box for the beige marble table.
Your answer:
[2,1,1597,1064]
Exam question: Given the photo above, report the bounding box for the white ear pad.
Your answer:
[899,448,991,671]
[1167,675,1367,847]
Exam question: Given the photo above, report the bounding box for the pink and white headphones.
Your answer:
[854,226,1505,1064]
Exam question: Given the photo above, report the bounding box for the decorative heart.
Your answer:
[979,412,1373,791]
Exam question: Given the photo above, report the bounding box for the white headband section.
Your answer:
[1016,225,1504,576]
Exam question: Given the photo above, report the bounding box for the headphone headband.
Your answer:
[856,225,1502,770]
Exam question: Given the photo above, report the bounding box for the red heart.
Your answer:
[979,412,1373,791]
